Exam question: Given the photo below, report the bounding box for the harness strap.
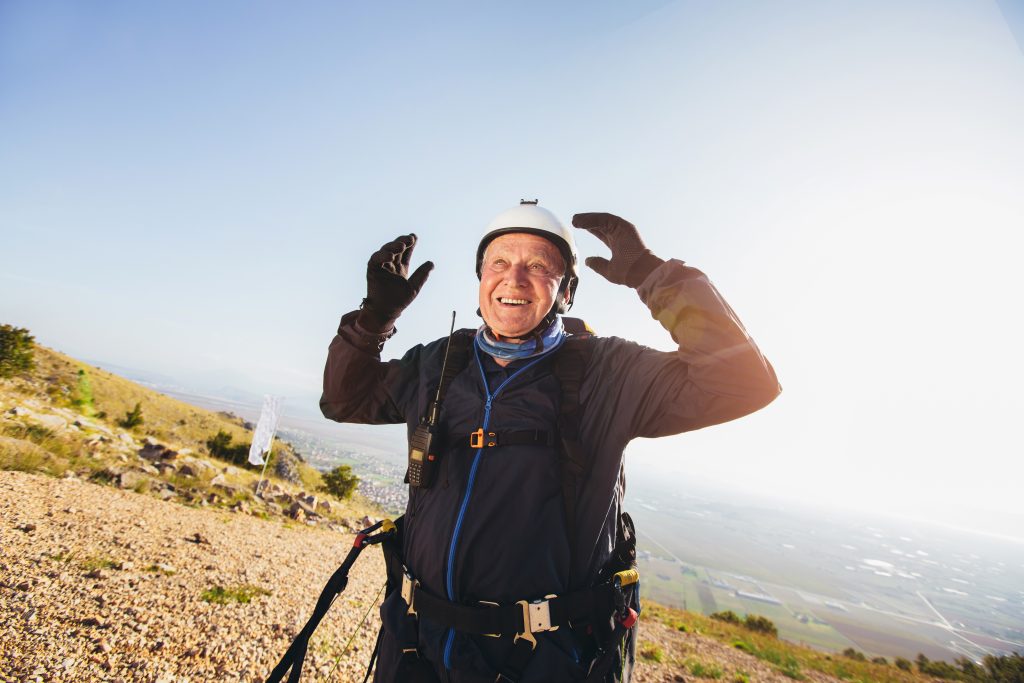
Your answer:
[437,331,473,400]
[551,335,593,588]
[467,429,553,449]
[266,520,395,683]
[496,638,535,682]
[404,582,618,637]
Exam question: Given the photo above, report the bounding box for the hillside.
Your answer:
[1,339,1009,682]
[0,343,377,526]
[0,469,847,683]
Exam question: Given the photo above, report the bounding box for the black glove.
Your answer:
[358,234,434,333]
[572,213,664,288]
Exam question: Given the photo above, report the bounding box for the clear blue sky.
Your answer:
[3,0,1023,535]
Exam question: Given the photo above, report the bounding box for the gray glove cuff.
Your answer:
[624,252,665,288]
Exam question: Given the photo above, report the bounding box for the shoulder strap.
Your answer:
[561,316,595,337]
[434,329,474,403]
[551,333,595,585]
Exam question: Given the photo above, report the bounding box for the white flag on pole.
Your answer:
[249,395,283,466]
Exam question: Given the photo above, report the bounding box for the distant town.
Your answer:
[278,426,408,514]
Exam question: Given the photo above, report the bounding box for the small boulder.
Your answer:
[32,413,68,432]
[139,442,178,462]
[118,470,148,490]
[186,532,211,545]
[286,502,307,521]
[210,474,241,496]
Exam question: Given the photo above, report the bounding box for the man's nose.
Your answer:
[504,263,530,286]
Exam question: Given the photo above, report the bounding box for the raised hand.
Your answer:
[359,234,434,332]
[572,213,663,288]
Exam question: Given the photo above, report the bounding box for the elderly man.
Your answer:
[320,201,779,683]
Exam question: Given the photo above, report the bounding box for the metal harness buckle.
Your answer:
[513,594,559,650]
[401,572,419,617]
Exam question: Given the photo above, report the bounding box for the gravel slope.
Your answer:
[1,470,385,683]
[1,471,845,683]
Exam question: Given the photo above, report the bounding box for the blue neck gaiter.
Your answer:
[475,316,566,362]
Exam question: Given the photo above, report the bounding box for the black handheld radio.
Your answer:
[407,311,457,489]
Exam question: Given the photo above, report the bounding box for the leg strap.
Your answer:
[265,520,396,683]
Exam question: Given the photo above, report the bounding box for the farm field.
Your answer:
[628,478,1024,663]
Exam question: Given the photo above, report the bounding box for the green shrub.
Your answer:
[204,429,252,466]
[779,658,804,681]
[639,645,665,663]
[743,614,778,637]
[894,657,912,671]
[916,653,963,680]
[689,660,723,678]
[0,325,35,378]
[201,584,270,604]
[732,640,753,653]
[983,652,1024,681]
[71,369,95,414]
[842,648,867,662]
[320,464,360,500]
[711,610,742,625]
[81,556,118,572]
[871,656,888,665]
[119,402,144,429]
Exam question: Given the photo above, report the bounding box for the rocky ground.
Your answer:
[2,396,368,530]
[0,470,852,683]
[1,470,385,683]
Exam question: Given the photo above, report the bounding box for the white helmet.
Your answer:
[475,200,579,312]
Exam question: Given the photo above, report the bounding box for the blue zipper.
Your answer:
[442,337,564,670]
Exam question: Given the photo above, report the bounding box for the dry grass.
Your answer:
[32,347,256,454]
[642,603,932,683]
[1,344,383,522]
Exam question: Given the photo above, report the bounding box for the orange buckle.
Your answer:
[470,429,497,449]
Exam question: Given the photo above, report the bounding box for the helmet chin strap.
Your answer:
[522,275,572,341]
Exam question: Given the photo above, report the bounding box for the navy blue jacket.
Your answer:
[321,260,780,682]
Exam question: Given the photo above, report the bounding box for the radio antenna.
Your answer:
[428,311,457,423]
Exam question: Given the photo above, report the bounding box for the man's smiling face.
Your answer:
[478,233,567,341]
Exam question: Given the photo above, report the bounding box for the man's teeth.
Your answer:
[499,298,529,305]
